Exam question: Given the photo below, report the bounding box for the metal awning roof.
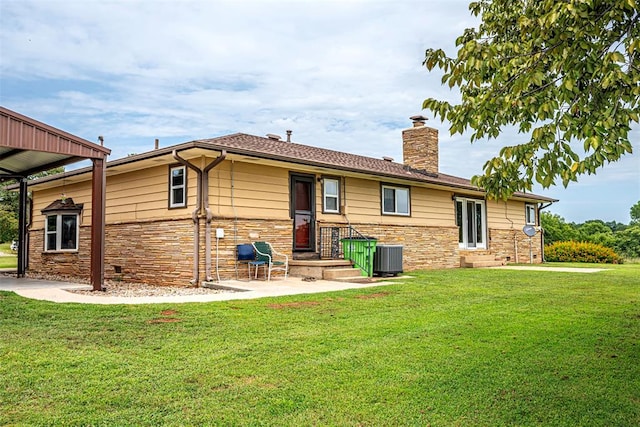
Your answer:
[0,105,110,291]
[0,106,110,179]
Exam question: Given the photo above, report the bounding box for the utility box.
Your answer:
[373,245,403,276]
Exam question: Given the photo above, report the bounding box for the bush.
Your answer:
[545,241,623,264]
[614,225,640,258]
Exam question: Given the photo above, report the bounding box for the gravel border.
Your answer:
[6,272,236,297]
[68,282,234,297]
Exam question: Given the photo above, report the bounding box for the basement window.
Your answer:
[169,165,187,208]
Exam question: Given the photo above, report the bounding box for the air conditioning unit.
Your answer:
[373,245,403,276]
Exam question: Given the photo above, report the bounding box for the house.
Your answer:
[25,116,556,286]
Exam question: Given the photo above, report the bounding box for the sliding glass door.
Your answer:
[455,198,487,249]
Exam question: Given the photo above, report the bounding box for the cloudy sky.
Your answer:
[1,0,638,223]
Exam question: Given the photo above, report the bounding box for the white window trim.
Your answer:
[382,184,410,216]
[525,204,537,225]
[45,213,80,252]
[169,165,187,208]
[323,178,340,214]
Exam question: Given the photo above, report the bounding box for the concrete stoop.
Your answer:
[289,259,368,283]
[322,267,369,283]
[460,252,505,268]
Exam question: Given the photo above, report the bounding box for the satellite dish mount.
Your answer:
[522,225,537,264]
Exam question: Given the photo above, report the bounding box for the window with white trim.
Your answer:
[45,213,79,251]
[323,178,340,213]
[382,184,410,216]
[525,204,537,225]
[169,165,186,208]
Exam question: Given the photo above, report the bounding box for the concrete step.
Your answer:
[323,267,361,280]
[462,260,505,268]
[289,260,352,279]
[460,253,504,268]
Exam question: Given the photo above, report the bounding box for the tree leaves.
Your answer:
[422,0,640,200]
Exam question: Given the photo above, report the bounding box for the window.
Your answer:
[45,213,79,251]
[169,165,186,208]
[382,184,410,216]
[323,178,340,213]
[525,204,537,225]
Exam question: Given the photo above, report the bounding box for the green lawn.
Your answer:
[1,265,638,426]
[0,242,17,269]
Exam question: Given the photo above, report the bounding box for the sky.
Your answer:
[1,0,638,224]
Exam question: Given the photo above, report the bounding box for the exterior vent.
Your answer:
[382,156,394,162]
[266,133,282,141]
[373,245,403,276]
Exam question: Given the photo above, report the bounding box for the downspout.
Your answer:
[538,202,554,263]
[342,176,351,229]
[503,201,517,263]
[173,150,203,285]
[202,150,227,281]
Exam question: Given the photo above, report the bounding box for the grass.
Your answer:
[0,242,17,269]
[1,265,638,426]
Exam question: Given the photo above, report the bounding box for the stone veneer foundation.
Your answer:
[27,218,541,286]
[489,228,543,264]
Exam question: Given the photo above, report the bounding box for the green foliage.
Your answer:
[545,241,623,263]
[540,211,578,245]
[542,203,640,259]
[1,267,639,425]
[614,224,640,257]
[0,243,17,269]
[423,0,639,200]
[631,200,640,224]
[577,220,616,248]
[0,167,65,243]
[0,206,18,243]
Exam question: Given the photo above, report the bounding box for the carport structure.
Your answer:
[0,106,111,291]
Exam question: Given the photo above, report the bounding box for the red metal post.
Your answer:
[90,157,107,291]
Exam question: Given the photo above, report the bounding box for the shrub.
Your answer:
[545,241,623,264]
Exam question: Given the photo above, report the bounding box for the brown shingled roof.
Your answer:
[24,131,556,203]
[195,133,554,202]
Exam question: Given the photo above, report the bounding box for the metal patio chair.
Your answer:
[252,241,288,281]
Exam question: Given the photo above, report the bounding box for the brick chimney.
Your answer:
[402,115,439,175]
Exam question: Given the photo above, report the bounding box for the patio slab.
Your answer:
[0,275,398,305]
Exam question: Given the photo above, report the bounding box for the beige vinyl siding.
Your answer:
[486,199,527,229]
[411,187,456,226]
[30,156,533,231]
[31,184,93,230]
[342,177,384,221]
[105,165,196,221]
[208,161,291,220]
[325,177,456,226]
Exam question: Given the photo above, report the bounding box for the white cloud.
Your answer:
[1,0,637,223]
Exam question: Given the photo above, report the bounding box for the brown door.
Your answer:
[291,174,315,251]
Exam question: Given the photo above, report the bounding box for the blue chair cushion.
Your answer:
[237,244,255,260]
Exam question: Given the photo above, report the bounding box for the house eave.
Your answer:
[20,139,556,203]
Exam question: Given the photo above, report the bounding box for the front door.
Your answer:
[291,174,315,251]
[455,198,487,249]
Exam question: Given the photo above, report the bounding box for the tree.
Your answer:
[0,167,65,243]
[540,211,578,245]
[423,0,639,200]
[631,200,640,224]
[615,224,640,257]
